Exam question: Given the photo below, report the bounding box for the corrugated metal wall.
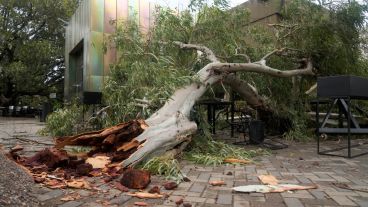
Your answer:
[65,0,154,100]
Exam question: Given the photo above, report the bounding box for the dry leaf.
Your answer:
[86,156,111,169]
[209,180,226,186]
[127,192,163,199]
[44,179,67,189]
[224,158,251,164]
[89,170,103,177]
[66,179,91,189]
[258,175,279,185]
[134,201,148,206]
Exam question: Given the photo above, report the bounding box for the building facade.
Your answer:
[239,0,286,24]
[64,0,154,104]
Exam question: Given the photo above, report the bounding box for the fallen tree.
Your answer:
[50,0,367,168]
[115,42,314,167]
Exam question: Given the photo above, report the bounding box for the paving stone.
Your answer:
[281,191,314,199]
[197,172,211,182]
[109,195,131,205]
[186,191,203,197]
[81,202,104,207]
[299,198,338,206]
[325,190,360,197]
[58,201,83,207]
[37,190,65,201]
[330,195,357,206]
[189,183,206,194]
[202,189,218,199]
[5,118,368,207]
[295,176,312,184]
[349,196,368,207]
[356,191,368,197]
[217,193,232,205]
[309,190,327,199]
[76,190,91,197]
[184,196,206,203]
[283,198,304,207]
[245,166,256,174]
[171,190,188,196]
[233,200,250,207]
[206,198,216,204]
[330,175,350,183]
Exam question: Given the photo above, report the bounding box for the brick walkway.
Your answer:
[1,117,368,207]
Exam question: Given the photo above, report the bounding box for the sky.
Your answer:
[150,0,247,10]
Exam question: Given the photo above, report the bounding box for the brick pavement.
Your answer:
[1,117,368,206]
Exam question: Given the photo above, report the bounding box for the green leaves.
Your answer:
[141,156,185,182]
[0,0,78,100]
[45,102,83,137]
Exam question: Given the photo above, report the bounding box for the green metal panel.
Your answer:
[89,31,104,77]
[89,75,103,92]
[65,0,90,100]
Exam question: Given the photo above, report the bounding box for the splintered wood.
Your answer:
[8,119,149,190]
[55,120,148,161]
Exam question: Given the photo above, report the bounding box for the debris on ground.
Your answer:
[134,201,148,206]
[209,180,226,186]
[85,156,111,169]
[233,184,318,193]
[7,120,149,191]
[223,158,251,164]
[332,182,368,193]
[114,182,130,192]
[120,169,151,189]
[163,181,178,190]
[148,186,161,194]
[66,178,91,189]
[258,174,279,185]
[183,203,192,207]
[175,198,184,205]
[127,192,164,199]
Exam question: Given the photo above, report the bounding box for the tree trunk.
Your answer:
[121,63,220,167]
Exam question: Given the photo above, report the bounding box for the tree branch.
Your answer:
[172,41,219,62]
[212,59,315,78]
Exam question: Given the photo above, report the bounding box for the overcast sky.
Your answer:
[150,0,246,10]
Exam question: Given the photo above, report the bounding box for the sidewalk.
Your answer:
[1,117,368,207]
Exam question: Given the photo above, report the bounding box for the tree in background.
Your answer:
[0,0,79,105]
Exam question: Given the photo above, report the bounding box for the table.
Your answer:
[196,99,233,134]
[316,75,368,158]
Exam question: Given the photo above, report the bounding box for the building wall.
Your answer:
[238,0,285,24]
[64,0,154,102]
